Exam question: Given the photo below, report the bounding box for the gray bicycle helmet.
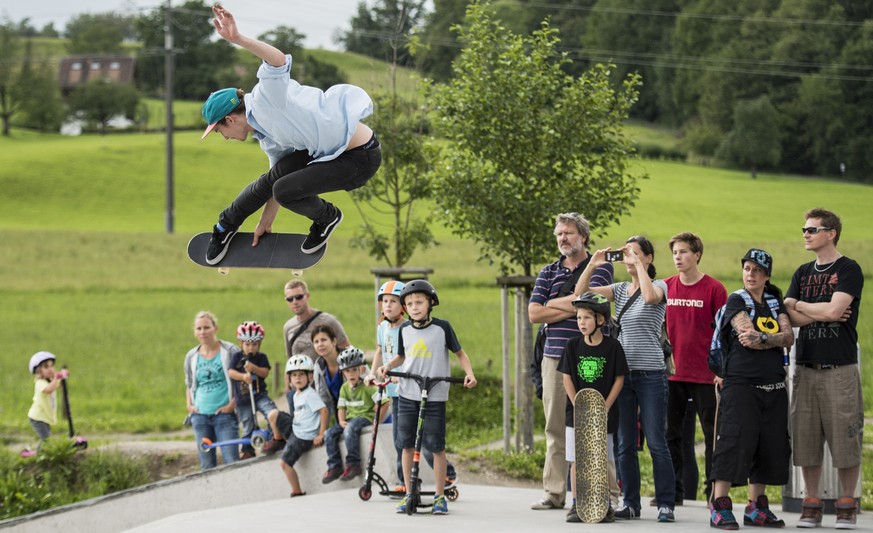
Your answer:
[337,346,366,371]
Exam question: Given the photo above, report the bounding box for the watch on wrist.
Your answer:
[760,333,769,344]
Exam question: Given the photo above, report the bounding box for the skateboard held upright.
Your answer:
[574,388,609,523]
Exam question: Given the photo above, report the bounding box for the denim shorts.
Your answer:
[395,396,446,453]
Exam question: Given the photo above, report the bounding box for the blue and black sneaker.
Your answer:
[395,494,409,514]
[432,494,448,515]
[205,225,237,265]
[744,495,785,528]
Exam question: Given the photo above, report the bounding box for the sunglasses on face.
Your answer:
[801,226,832,235]
[285,294,306,302]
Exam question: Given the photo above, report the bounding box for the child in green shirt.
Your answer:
[322,347,389,483]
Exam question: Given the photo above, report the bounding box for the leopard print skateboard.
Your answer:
[574,388,609,523]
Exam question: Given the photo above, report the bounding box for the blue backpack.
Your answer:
[708,289,780,377]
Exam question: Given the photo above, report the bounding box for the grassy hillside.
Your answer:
[0,128,870,435]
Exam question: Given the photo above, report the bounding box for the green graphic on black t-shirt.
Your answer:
[577,356,605,383]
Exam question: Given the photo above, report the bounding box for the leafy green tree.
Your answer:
[0,23,23,136]
[135,0,236,99]
[349,92,436,266]
[415,0,463,81]
[65,13,134,54]
[338,0,426,66]
[716,95,781,178]
[67,79,140,134]
[428,1,643,278]
[583,0,680,122]
[13,42,64,132]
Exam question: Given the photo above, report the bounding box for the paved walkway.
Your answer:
[126,486,869,533]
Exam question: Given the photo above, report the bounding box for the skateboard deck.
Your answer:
[574,388,609,523]
[187,232,326,270]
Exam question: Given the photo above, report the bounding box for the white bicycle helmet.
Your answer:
[236,321,265,342]
[285,354,314,373]
[29,351,56,374]
[377,280,405,301]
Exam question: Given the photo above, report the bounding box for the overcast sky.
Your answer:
[1,0,364,50]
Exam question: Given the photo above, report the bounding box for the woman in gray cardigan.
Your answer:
[184,311,241,470]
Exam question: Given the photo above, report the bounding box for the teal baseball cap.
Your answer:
[201,88,241,139]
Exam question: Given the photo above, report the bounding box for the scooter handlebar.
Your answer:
[386,371,466,387]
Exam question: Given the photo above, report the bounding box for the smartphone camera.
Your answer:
[605,250,623,262]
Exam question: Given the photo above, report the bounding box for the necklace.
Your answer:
[813,256,840,273]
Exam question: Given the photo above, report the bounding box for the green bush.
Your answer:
[0,440,150,520]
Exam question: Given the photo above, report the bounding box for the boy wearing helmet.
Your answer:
[323,347,390,483]
[275,354,329,497]
[559,293,629,523]
[368,280,459,493]
[27,351,69,447]
[227,321,282,458]
[376,279,477,515]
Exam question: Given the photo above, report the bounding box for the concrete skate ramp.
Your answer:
[1,424,422,533]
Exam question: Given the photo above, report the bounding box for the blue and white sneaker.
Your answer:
[432,494,448,515]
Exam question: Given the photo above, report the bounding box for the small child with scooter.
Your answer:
[227,321,283,458]
[26,351,69,451]
[275,354,329,497]
[323,347,390,483]
[376,280,477,515]
[368,280,460,495]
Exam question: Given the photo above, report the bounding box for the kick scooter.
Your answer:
[386,371,464,515]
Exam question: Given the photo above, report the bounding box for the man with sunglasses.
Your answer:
[784,208,864,530]
[283,279,350,392]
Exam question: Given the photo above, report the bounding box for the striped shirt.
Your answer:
[612,280,669,371]
[530,256,614,359]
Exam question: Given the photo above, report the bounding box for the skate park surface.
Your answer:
[2,423,869,532]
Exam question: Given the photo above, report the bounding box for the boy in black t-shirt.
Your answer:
[559,293,629,523]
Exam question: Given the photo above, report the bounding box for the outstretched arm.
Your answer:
[212,4,286,67]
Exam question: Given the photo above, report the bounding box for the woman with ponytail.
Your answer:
[573,235,675,522]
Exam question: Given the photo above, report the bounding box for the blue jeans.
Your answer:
[325,417,372,469]
[191,412,240,470]
[616,370,675,510]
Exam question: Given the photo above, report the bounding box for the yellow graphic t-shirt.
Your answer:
[28,379,57,425]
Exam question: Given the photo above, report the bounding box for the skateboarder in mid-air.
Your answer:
[558,293,628,523]
[200,4,381,265]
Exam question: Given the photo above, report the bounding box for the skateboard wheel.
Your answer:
[358,486,372,501]
[217,267,230,276]
[446,487,459,501]
[291,269,303,277]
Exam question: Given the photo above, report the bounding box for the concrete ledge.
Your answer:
[1,423,429,533]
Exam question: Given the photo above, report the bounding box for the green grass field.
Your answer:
[0,127,870,437]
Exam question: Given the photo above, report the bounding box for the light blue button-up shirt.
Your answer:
[244,54,373,168]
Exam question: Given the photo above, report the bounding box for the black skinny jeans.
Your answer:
[218,136,381,229]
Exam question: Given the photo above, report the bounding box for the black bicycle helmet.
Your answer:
[399,279,439,307]
[572,292,611,320]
